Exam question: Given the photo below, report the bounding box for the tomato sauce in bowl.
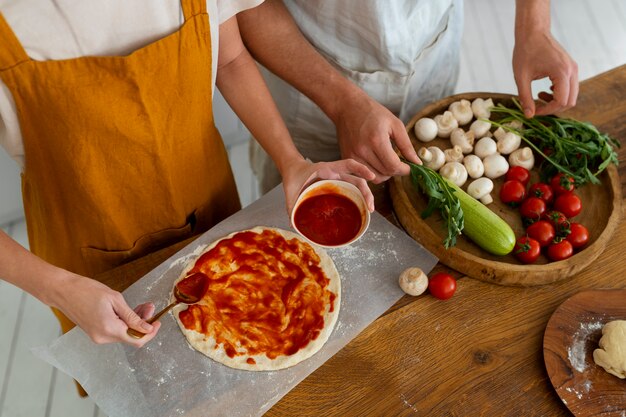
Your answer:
[291,180,370,248]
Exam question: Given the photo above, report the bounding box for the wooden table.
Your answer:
[97,66,626,416]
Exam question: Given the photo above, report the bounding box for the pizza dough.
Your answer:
[592,320,626,379]
[172,226,340,371]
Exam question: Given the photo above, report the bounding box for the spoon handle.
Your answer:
[127,301,179,339]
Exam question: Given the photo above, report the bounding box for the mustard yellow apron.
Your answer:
[0,0,240,336]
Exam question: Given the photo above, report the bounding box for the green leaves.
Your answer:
[406,161,464,248]
[489,98,620,186]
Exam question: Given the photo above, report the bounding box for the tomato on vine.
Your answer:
[567,223,589,248]
[550,173,575,195]
[526,220,556,247]
[528,182,554,205]
[500,180,526,207]
[554,193,582,218]
[514,236,541,264]
[506,166,531,186]
[547,239,574,261]
[542,210,569,232]
[519,197,547,222]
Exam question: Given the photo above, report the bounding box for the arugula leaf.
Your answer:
[489,98,620,186]
[405,160,464,248]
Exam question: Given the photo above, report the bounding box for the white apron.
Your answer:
[251,0,464,192]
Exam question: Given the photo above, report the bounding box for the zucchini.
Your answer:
[446,180,516,256]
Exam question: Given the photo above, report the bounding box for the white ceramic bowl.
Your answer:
[290,179,370,248]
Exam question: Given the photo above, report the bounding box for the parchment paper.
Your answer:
[33,186,438,417]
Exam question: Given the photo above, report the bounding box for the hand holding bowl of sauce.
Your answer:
[291,179,370,248]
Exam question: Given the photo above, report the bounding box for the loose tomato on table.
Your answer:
[553,193,582,218]
[526,220,556,247]
[514,236,541,264]
[567,222,589,248]
[519,197,547,222]
[528,182,554,205]
[547,239,574,261]
[500,180,526,207]
[505,166,531,186]
[428,272,457,300]
[550,173,575,195]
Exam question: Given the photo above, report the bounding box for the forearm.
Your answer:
[237,0,365,124]
[216,23,304,174]
[0,230,71,307]
[515,0,551,38]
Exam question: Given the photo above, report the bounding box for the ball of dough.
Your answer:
[398,267,428,296]
[593,320,626,379]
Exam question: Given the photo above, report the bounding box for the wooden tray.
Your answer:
[390,92,622,286]
[543,289,626,416]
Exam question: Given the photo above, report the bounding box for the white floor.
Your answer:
[1,1,625,416]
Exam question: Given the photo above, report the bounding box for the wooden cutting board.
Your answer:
[390,92,622,286]
[543,289,626,416]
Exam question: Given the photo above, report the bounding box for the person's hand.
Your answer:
[513,30,578,117]
[281,158,376,215]
[52,273,161,347]
[333,93,421,183]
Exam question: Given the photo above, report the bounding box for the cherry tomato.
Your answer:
[567,222,589,249]
[547,239,574,261]
[506,166,531,186]
[519,197,547,221]
[526,220,556,247]
[428,272,457,300]
[542,210,570,234]
[528,182,554,206]
[514,236,541,264]
[500,180,526,207]
[550,173,575,195]
[553,193,582,218]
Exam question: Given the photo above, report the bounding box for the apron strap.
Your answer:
[181,0,207,21]
[0,13,29,71]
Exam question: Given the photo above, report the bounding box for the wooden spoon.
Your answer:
[127,272,209,339]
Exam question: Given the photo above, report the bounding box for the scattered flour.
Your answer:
[567,321,603,372]
[399,393,419,413]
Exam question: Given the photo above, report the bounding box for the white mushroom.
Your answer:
[471,98,494,120]
[444,145,464,163]
[493,127,506,141]
[418,146,446,171]
[482,153,509,179]
[450,128,475,154]
[448,99,473,125]
[414,117,438,142]
[434,111,458,138]
[505,120,524,130]
[463,154,484,179]
[439,162,468,187]
[473,137,498,159]
[398,267,429,296]
[508,147,535,170]
[467,177,495,205]
[469,119,492,138]
[496,132,522,155]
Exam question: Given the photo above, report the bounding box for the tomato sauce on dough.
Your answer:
[293,193,362,246]
[178,230,336,362]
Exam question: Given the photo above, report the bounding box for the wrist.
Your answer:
[37,268,79,308]
[515,0,551,40]
[320,76,367,125]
